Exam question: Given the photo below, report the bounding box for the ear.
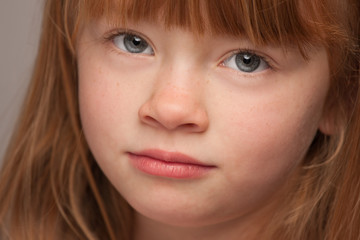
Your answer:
[318,106,337,136]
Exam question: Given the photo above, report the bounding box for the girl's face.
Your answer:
[77,19,330,227]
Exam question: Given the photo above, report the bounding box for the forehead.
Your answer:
[84,1,320,39]
[78,0,348,56]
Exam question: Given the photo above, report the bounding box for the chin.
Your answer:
[130,197,245,228]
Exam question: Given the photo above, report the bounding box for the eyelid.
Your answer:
[103,28,156,54]
[220,49,279,72]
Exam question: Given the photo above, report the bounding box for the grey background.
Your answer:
[0,0,43,163]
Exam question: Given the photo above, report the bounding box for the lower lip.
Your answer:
[128,154,214,179]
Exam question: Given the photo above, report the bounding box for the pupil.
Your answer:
[132,37,141,46]
[243,55,252,65]
[123,34,149,53]
[235,53,261,72]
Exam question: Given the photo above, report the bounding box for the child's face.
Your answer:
[77,19,330,227]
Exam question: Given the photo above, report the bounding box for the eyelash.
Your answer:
[221,49,274,72]
[103,30,276,73]
[103,29,128,42]
[103,30,154,55]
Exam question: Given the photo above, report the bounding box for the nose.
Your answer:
[138,71,209,133]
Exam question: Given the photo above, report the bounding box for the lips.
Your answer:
[128,149,215,179]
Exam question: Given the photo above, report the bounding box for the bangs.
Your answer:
[78,0,348,54]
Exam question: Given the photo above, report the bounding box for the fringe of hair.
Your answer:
[0,0,358,239]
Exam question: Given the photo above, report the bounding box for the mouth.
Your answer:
[128,149,216,179]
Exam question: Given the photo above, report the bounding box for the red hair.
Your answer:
[0,0,358,239]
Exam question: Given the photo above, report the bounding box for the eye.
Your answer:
[113,33,154,55]
[223,52,269,73]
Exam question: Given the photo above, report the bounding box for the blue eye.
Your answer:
[113,33,154,55]
[224,52,269,73]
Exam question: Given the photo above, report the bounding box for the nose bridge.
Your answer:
[156,60,198,99]
[138,60,209,132]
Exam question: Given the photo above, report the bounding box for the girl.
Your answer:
[0,0,359,239]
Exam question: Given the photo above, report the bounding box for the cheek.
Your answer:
[210,72,329,191]
[200,87,327,217]
[77,57,131,163]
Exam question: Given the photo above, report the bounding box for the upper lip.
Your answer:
[129,149,215,167]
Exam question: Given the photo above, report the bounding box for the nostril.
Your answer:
[138,96,209,132]
[142,114,201,131]
[142,116,161,127]
[144,116,155,122]
[183,123,197,128]
[178,123,200,131]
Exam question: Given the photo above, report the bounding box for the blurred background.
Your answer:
[0,0,42,164]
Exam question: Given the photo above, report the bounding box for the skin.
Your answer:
[77,19,331,239]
